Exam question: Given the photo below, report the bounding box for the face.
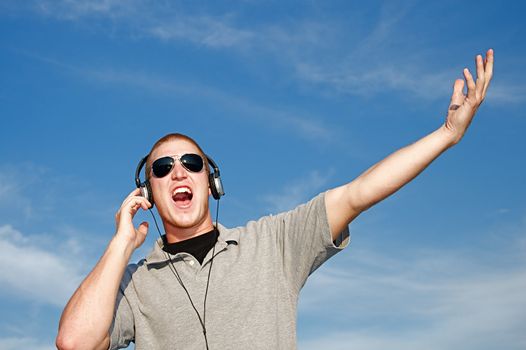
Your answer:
[149,138,213,238]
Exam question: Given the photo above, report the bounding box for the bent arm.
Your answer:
[56,236,136,350]
[56,189,150,350]
[326,49,494,239]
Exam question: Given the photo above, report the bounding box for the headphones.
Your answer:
[135,153,225,207]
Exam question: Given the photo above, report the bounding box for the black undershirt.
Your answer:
[162,228,219,265]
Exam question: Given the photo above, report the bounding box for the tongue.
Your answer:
[173,192,192,205]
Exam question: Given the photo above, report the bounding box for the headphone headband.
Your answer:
[135,156,148,188]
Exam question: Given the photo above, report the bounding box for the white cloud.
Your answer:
[0,337,54,350]
[300,323,526,350]
[0,164,131,305]
[0,225,84,307]
[298,243,526,350]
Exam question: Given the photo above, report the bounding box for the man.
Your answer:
[56,49,494,350]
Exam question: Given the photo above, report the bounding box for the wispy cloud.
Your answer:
[33,0,138,20]
[0,225,84,307]
[296,56,523,105]
[296,62,454,99]
[287,2,455,101]
[149,15,254,48]
[298,239,526,350]
[0,163,116,225]
[486,83,526,105]
[15,1,525,104]
[31,0,254,48]
[87,68,338,143]
[0,164,49,220]
[261,170,333,213]
[21,52,339,143]
[13,2,433,94]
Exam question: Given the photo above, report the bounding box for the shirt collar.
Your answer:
[145,223,240,266]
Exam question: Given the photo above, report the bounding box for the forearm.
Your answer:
[351,124,456,212]
[56,235,135,350]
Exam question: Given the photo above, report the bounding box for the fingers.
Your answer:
[475,54,485,99]
[127,187,153,209]
[115,189,152,224]
[124,196,151,215]
[472,49,494,101]
[463,67,476,103]
[482,48,494,96]
[124,188,141,201]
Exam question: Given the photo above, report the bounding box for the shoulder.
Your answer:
[226,192,327,238]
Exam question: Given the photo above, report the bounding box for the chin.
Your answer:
[172,212,204,229]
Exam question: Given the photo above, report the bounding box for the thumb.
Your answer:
[449,79,465,110]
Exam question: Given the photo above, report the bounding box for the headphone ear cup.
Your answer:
[209,173,219,200]
[214,176,224,199]
[209,173,224,200]
[135,155,154,207]
[205,154,224,201]
[141,180,154,207]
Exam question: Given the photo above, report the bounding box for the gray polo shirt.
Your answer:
[110,192,350,349]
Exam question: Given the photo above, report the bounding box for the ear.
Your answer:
[208,186,212,196]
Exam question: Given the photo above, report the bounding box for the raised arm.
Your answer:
[56,189,151,350]
[326,49,494,238]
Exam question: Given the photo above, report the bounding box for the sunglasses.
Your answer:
[151,153,204,178]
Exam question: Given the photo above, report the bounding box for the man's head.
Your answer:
[146,133,214,240]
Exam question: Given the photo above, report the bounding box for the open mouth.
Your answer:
[172,186,193,207]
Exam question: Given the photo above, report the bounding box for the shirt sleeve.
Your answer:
[272,192,350,294]
[108,265,137,350]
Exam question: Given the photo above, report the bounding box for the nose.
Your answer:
[171,159,188,180]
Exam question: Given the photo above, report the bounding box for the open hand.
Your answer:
[444,49,494,145]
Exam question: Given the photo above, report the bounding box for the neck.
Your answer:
[163,218,215,243]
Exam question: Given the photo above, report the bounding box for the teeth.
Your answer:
[173,187,192,195]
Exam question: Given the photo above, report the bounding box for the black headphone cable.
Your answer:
[148,197,220,350]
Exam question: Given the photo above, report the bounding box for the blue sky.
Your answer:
[1,0,525,349]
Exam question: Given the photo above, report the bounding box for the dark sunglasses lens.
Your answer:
[181,154,204,172]
[152,157,174,178]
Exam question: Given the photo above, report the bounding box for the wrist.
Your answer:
[438,123,462,148]
[109,233,136,260]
